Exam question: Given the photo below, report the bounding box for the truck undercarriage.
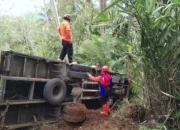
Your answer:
[0,51,130,129]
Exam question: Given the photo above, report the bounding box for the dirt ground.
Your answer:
[77,109,138,130]
[41,107,139,130]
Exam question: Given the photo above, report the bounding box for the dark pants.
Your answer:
[99,89,112,105]
[60,40,73,63]
[100,96,108,105]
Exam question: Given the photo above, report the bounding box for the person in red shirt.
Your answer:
[87,66,112,115]
[58,14,73,63]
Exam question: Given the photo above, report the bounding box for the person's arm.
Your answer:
[87,73,100,82]
[66,30,71,40]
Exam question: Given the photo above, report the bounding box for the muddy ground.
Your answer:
[40,106,140,130]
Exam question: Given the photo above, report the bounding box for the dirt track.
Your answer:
[41,108,138,130]
[77,109,138,130]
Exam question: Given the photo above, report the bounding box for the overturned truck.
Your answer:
[0,51,130,129]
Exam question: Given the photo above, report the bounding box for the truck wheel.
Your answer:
[62,113,86,123]
[43,78,66,105]
[63,103,87,116]
[69,64,92,72]
[68,71,88,79]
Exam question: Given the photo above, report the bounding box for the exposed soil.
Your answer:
[120,105,145,122]
[41,105,141,130]
[62,103,87,116]
[77,109,138,130]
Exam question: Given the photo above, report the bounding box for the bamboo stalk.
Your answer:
[50,0,61,42]
[50,0,68,61]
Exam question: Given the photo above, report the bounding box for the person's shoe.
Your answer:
[100,110,108,116]
[69,61,77,65]
[57,59,64,62]
[100,105,108,116]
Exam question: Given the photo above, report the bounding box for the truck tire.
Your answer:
[69,64,92,72]
[68,71,88,79]
[43,78,66,105]
[62,113,86,123]
[63,103,87,116]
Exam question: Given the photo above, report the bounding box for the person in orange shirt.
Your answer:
[58,14,73,63]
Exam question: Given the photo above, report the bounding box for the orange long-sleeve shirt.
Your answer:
[58,20,72,43]
[89,75,100,82]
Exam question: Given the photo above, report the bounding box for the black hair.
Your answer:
[64,17,71,22]
[63,14,71,21]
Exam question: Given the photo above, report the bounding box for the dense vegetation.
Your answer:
[1,0,180,129]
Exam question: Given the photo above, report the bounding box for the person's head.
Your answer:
[101,66,109,74]
[63,14,72,22]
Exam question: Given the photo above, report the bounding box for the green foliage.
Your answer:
[0,17,60,59]
[75,34,132,72]
[1,0,180,128]
[176,111,180,117]
[99,0,180,128]
[139,125,167,130]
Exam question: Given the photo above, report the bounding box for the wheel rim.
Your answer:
[53,85,61,97]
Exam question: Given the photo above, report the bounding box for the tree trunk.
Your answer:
[51,0,60,27]
[43,0,49,23]
[86,0,91,2]
[99,0,106,34]
[100,0,106,11]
